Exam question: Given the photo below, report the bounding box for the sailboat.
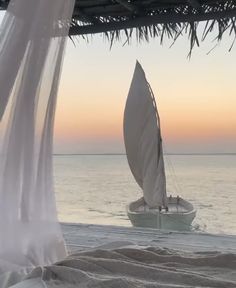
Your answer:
[124,61,196,231]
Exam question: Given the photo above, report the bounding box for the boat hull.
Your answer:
[127,197,196,231]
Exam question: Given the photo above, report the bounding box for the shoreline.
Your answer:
[61,222,236,254]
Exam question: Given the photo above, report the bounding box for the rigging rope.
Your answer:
[163,145,183,196]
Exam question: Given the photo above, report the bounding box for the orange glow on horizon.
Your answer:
[54,86,236,149]
[54,88,124,141]
[53,40,236,153]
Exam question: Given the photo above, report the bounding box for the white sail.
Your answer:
[124,62,167,208]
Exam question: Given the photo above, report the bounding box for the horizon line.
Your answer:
[53,152,236,156]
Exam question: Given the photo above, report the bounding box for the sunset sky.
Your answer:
[0,11,235,154]
[55,27,236,154]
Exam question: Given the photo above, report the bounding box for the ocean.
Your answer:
[54,154,236,235]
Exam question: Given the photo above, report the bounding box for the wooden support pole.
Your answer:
[74,8,101,24]
[115,0,139,13]
[187,0,201,10]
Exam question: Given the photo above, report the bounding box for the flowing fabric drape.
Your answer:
[0,0,75,273]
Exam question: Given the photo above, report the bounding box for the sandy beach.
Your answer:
[62,223,236,254]
[8,223,236,287]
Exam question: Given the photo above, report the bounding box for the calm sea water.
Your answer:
[54,154,236,235]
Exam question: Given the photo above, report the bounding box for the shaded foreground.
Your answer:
[22,246,236,287]
[7,223,236,287]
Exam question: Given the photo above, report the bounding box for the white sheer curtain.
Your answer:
[0,0,75,273]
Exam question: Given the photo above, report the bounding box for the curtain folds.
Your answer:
[0,0,75,273]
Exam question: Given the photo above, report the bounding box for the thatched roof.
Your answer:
[1,0,236,51]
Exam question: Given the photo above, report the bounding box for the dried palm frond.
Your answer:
[1,0,236,52]
[69,0,236,52]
